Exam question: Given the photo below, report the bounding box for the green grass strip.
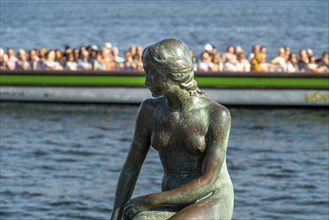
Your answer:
[0,74,328,88]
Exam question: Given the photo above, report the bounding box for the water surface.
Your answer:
[0,103,328,219]
[1,0,328,58]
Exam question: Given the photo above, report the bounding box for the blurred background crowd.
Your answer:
[1,43,328,73]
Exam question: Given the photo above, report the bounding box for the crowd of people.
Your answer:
[194,44,328,73]
[0,43,328,73]
[0,43,143,72]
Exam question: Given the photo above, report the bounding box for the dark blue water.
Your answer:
[1,0,328,59]
[0,103,328,219]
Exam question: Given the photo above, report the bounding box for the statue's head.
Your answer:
[142,38,200,93]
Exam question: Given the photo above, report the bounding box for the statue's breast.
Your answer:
[151,126,172,151]
[151,114,207,154]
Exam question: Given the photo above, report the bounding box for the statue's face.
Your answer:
[144,66,169,97]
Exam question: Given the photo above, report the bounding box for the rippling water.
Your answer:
[1,0,328,58]
[0,103,328,219]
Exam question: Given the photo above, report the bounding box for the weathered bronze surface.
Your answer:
[111,38,234,220]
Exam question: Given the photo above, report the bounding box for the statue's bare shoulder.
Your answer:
[140,96,166,109]
[200,96,231,124]
[139,96,166,116]
[136,97,166,128]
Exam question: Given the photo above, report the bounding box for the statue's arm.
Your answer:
[140,106,231,207]
[110,101,153,220]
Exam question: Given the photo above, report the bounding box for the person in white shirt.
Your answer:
[197,51,213,71]
[223,54,237,72]
[235,52,250,72]
[271,47,286,72]
[65,53,78,71]
[284,53,299,73]
[44,50,63,70]
[7,48,18,70]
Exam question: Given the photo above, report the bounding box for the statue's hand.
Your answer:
[123,196,151,219]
